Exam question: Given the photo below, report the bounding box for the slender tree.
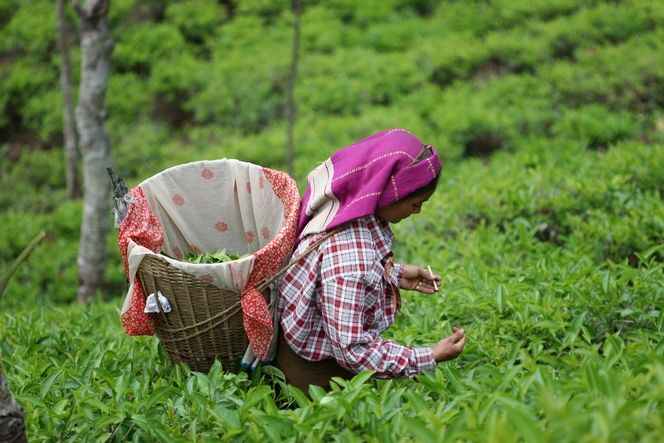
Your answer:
[73,0,114,304]
[285,0,302,177]
[57,0,81,200]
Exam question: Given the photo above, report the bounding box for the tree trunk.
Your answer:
[285,0,302,178]
[57,0,81,200]
[0,363,28,443]
[0,232,45,442]
[74,0,114,304]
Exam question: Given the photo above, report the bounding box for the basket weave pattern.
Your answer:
[138,254,259,373]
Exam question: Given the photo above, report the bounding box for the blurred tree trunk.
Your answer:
[74,0,114,304]
[0,363,28,443]
[285,0,302,177]
[57,0,81,200]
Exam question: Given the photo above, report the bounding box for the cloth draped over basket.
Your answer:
[117,159,300,365]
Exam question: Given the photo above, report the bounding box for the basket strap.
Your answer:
[254,226,344,294]
[157,227,344,343]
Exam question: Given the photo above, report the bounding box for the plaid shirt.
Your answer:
[278,215,436,378]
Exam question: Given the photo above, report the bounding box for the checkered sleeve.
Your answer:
[318,237,435,378]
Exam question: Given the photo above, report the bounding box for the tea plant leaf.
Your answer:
[211,248,227,261]
[350,370,376,389]
[255,414,295,439]
[403,418,438,443]
[415,373,446,394]
[239,385,272,417]
[15,394,47,409]
[636,244,664,264]
[85,398,110,414]
[95,413,125,430]
[39,369,61,398]
[288,386,311,408]
[95,432,113,443]
[308,384,327,401]
[382,388,406,420]
[504,401,540,443]
[563,313,586,347]
[494,366,521,393]
[443,366,465,393]
[52,398,69,416]
[601,270,612,295]
[112,374,128,402]
[139,385,177,412]
[211,406,241,429]
[404,390,431,414]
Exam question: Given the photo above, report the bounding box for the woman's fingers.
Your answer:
[401,265,442,292]
[432,327,466,362]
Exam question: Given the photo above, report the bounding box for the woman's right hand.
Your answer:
[432,327,466,362]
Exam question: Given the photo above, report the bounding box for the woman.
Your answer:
[275,129,466,392]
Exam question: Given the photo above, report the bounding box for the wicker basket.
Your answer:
[117,159,302,374]
[137,254,271,374]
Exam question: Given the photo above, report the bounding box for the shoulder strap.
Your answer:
[255,226,343,293]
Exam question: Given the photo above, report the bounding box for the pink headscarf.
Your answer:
[297,128,442,239]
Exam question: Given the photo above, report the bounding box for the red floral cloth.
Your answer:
[241,168,300,359]
[118,187,162,336]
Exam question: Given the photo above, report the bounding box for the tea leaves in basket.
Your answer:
[161,248,252,264]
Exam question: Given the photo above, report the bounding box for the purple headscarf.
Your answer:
[297,128,441,239]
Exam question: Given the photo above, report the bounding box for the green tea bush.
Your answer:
[146,53,203,105]
[0,148,67,212]
[0,0,55,59]
[0,198,127,309]
[326,0,400,26]
[107,0,140,26]
[395,141,664,268]
[489,0,587,27]
[530,1,652,61]
[0,201,78,307]
[542,30,664,111]
[552,104,641,149]
[0,0,20,27]
[179,17,291,132]
[112,22,188,75]
[2,239,664,441]
[482,29,543,74]
[22,88,63,141]
[165,0,228,45]
[419,32,489,88]
[298,48,428,116]
[300,5,353,54]
[107,72,152,124]
[363,17,426,53]
[234,0,289,17]
[429,2,496,36]
[109,120,179,180]
[2,58,57,115]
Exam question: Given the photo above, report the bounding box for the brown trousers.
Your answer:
[274,330,354,394]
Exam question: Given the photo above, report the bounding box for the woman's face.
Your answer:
[374,188,436,224]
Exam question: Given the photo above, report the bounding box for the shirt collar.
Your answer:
[364,215,394,258]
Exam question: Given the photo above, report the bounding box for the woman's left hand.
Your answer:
[400,264,441,294]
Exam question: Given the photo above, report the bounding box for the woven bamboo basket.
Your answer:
[136,254,272,374]
[117,159,302,374]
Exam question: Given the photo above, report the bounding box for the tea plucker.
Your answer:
[275,129,466,392]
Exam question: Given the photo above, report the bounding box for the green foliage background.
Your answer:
[1,0,663,441]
